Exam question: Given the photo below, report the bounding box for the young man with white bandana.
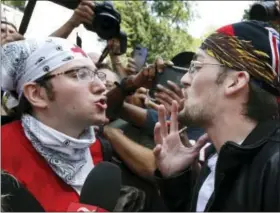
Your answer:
[1,37,163,211]
[1,37,108,211]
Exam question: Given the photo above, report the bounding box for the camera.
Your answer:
[249,0,280,22]
[84,1,127,56]
[84,1,121,40]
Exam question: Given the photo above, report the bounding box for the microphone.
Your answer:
[67,162,122,212]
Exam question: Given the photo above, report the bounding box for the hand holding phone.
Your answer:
[125,58,138,74]
[148,64,188,99]
[131,56,164,90]
[131,45,148,72]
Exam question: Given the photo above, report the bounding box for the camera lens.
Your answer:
[95,13,120,40]
[249,4,269,21]
[249,2,279,21]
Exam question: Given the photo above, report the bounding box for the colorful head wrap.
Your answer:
[201,20,280,96]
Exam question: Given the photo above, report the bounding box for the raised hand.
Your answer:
[153,100,208,177]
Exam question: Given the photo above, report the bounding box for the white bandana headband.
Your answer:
[1,37,93,104]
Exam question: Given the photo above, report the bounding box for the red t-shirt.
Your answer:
[2,120,104,212]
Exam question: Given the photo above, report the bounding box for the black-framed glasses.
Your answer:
[42,67,107,82]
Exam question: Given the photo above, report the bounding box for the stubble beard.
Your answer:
[178,103,212,128]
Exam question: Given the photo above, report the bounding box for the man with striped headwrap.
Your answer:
[152,20,280,211]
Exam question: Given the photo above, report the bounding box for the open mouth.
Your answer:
[95,98,107,110]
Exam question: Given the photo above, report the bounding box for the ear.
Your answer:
[22,83,49,109]
[224,71,250,96]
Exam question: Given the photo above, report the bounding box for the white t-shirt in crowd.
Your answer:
[196,153,218,212]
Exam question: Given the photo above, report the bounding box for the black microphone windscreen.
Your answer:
[80,162,122,212]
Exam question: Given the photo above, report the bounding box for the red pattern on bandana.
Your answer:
[71,46,87,57]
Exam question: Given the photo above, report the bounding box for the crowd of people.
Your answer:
[1,0,280,212]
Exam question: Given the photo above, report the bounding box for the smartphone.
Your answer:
[131,45,148,71]
[149,65,188,99]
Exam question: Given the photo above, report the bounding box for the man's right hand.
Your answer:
[153,101,208,178]
[68,0,94,28]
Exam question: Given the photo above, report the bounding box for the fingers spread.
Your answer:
[158,105,168,137]
[154,122,163,145]
[170,100,179,133]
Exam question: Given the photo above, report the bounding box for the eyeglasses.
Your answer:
[43,67,106,82]
[189,60,225,74]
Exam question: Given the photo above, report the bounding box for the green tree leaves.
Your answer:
[2,0,26,11]
[113,1,197,62]
[3,0,202,62]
